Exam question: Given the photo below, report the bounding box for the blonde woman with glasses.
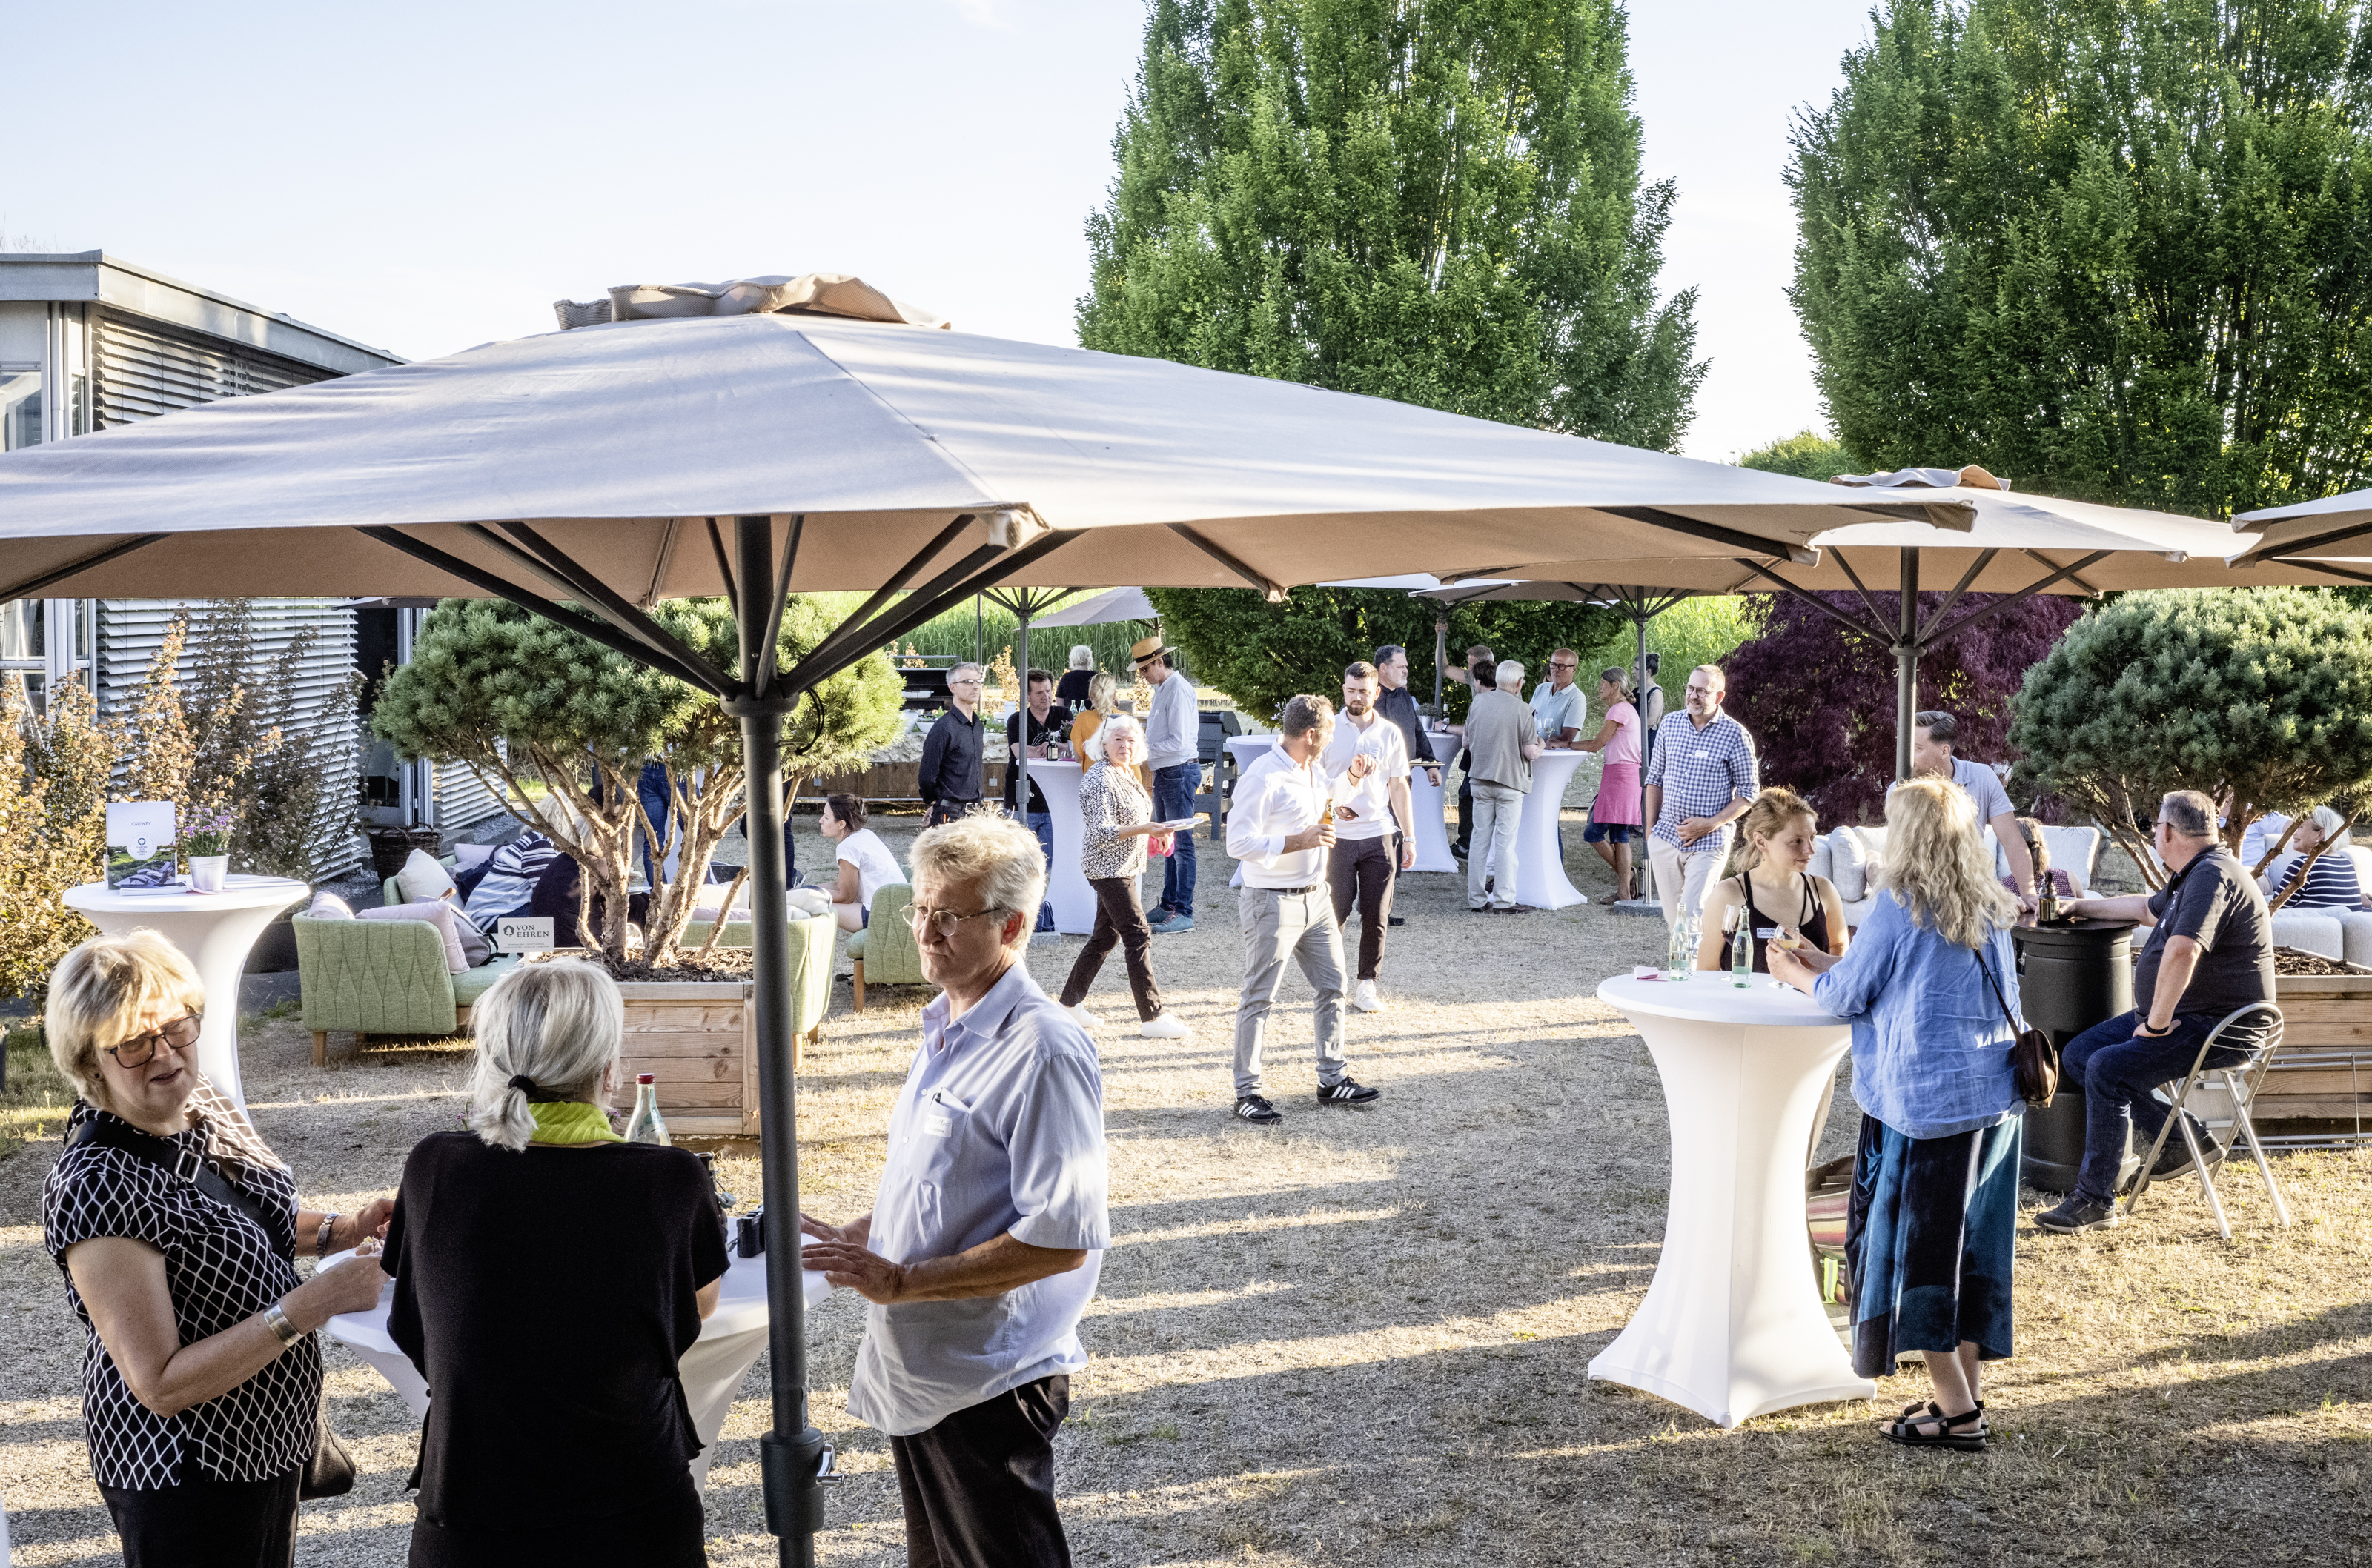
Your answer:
[42,930,389,1567]
[1767,777,2024,1455]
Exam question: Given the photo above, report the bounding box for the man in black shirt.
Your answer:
[1373,644,1439,925]
[918,662,987,826]
[2039,788,2276,1232]
[1004,668,1072,932]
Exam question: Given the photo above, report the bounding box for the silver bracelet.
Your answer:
[317,1212,340,1256]
[263,1300,303,1346]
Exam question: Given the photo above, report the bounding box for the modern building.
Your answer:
[0,252,507,872]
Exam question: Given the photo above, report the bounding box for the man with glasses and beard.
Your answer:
[1322,662,1416,1013]
[801,814,1108,1567]
[1642,663,1759,924]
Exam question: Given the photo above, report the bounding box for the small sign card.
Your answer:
[494,916,556,954]
[105,802,179,890]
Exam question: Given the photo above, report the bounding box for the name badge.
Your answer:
[921,1089,968,1138]
[1755,926,1782,941]
[1692,748,1710,760]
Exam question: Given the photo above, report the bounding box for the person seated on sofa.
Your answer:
[525,854,650,950]
[2001,817,2080,902]
[2038,790,2276,1234]
[2264,805,2367,911]
[819,792,906,932]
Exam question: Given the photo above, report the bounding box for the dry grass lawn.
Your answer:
[3,813,2368,1566]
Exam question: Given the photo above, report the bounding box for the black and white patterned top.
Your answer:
[43,1080,320,1488]
[1078,759,1153,881]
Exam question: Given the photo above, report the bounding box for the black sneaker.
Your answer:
[1234,1094,1282,1125]
[1388,915,1405,927]
[1316,1077,1382,1107]
[2150,1128,2225,1183]
[2034,1196,2120,1233]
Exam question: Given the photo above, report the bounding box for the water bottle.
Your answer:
[1732,914,1752,987]
[623,1072,670,1146]
[1666,914,1691,980]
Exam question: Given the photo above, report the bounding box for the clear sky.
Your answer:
[3,0,1873,462]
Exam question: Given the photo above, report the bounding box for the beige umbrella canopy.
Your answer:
[2231,485,2372,582]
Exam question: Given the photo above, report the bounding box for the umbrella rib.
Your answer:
[2269,555,2372,587]
[2236,519,2372,563]
[1915,549,1998,645]
[354,526,720,689]
[2021,549,2101,598]
[1165,525,1282,598]
[1596,505,1821,565]
[797,514,986,679]
[1730,557,1889,645]
[491,522,729,691]
[641,518,681,609]
[706,518,740,622]
[1826,548,1895,634]
[0,534,168,601]
[752,516,804,698]
[1927,551,2113,646]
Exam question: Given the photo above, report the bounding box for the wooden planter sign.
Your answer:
[2265,970,2372,1135]
[614,980,760,1138]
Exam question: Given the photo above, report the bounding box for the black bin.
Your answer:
[2012,918,2140,1192]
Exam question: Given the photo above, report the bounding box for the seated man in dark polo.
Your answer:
[2037,788,2275,1233]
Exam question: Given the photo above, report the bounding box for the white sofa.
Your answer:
[2261,845,2372,966]
[1808,823,2104,931]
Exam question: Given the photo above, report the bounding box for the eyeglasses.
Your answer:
[107,1013,202,1069]
[949,677,981,688]
[904,903,1005,937]
[1550,661,1577,671]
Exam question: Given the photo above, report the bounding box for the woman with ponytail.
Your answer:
[380,960,726,1567]
[1692,788,1848,973]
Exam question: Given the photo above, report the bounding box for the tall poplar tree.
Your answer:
[1080,0,1705,449]
[1789,0,2372,519]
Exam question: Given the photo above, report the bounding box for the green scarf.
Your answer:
[527,1100,623,1146]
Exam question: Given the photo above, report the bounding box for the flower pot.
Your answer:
[615,981,761,1138]
[188,856,229,893]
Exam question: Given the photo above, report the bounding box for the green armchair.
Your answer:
[294,913,517,1065]
[847,883,923,1011]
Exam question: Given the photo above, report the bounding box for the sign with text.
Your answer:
[105,801,179,889]
[494,916,555,954]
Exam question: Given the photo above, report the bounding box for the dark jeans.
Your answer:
[1027,810,1056,931]
[637,761,671,886]
[1328,835,1396,980]
[890,1375,1073,1568]
[1153,763,1199,916]
[924,798,978,828]
[100,1468,299,1568]
[2062,1009,2251,1203]
[1063,876,1163,1020]
[1457,771,1474,852]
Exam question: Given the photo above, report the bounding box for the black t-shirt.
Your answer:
[1004,704,1075,811]
[2133,846,2275,1024]
[382,1132,729,1530]
[1054,669,1095,708]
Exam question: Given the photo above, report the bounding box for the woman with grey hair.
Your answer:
[1059,714,1190,1037]
[380,959,726,1567]
[2268,803,2366,910]
[1056,644,1097,707]
[42,930,389,1567]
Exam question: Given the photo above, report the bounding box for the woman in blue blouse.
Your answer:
[2265,805,2365,911]
[1768,777,2024,1452]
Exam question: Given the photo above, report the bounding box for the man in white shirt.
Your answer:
[1135,632,1204,934]
[801,813,1107,1567]
[1225,694,1384,1124]
[1530,648,1587,746]
[1904,709,2037,911]
[1324,661,1415,1012]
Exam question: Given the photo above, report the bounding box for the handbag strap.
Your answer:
[1973,945,2025,1036]
[70,1114,288,1260]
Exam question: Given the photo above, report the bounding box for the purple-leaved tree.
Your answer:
[1722,591,2083,825]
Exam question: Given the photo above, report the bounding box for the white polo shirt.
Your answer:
[1319,709,1409,842]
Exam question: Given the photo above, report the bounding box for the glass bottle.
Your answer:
[1732,914,1752,987]
[623,1072,670,1146]
[1666,914,1692,981]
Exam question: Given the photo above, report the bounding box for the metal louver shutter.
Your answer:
[434,755,510,834]
[92,310,334,427]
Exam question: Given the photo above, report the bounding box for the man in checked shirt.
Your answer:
[1642,663,1760,925]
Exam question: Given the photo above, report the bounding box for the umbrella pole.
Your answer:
[1017,609,1030,827]
[1895,548,1921,782]
[1634,601,1649,835]
[732,527,830,1568]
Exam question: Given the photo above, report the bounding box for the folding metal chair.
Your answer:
[2123,1002,2294,1240]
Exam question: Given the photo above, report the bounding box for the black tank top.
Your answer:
[1729,871,1832,972]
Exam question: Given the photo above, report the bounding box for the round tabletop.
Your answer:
[65,875,311,915]
[1597,971,1846,1027]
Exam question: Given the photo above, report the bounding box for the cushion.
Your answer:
[452,957,521,1006]
[360,900,469,974]
[397,848,459,905]
[847,928,869,960]
[453,841,497,871]
[453,916,492,969]
[1826,828,1869,903]
[787,887,833,918]
[307,891,355,920]
[463,832,557,933]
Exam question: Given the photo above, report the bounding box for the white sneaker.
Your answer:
[1139,1012,1190,1039]
[1065,1004,1103,1032]
[1351,979,1385,1013]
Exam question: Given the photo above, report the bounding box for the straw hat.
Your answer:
[1129,632,1173,665]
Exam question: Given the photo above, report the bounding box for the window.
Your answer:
[0,366,39,450]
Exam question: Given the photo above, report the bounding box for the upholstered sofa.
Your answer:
[295,912,517,1064]
[2261,846,2372,966]
[1807,823,2104,930]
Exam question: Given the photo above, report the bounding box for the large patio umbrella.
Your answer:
[0,295,1966,1566]
[1437,473,2361,778]
[2230,485,2372,579]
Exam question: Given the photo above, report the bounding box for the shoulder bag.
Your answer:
[70,1116,358,1498]
[1975,947,2058,1107]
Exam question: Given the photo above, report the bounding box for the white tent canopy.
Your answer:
[1027,585,1158,628]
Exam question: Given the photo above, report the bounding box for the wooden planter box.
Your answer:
[2262,971,2372,1139]
[809,760,921,802]
[614,980,815,1140]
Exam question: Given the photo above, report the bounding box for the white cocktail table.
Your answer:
[64,877,311,1111]
[322,1231,829,1492]
[1406,735,1457,872]
[1511,750,1587,909]
[1589,973,1875,1427]
[1029,760,1096,936]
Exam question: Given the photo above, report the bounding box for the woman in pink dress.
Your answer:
[1574,666,1646,900]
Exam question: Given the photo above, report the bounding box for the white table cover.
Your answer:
[1588,974,1875,1427]
[1512,751,1588,910]
[64,877,310,1111]
[1406,730,1458,872]
[1029,760,1096,936]
[322,1231,829,1492]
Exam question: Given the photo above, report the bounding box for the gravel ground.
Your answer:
[4,808,2368,1566]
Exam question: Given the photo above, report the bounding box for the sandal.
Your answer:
[1878,1401,1987,1452]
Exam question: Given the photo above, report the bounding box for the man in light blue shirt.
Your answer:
[1529,648,1587,745]
[1137,632,1204,933]
[802,814,1107,1567]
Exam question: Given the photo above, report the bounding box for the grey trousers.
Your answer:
[1467,780,1524,909]
[1234,884,1348,1097]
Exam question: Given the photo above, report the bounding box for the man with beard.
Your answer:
[1321,662,1416,1012]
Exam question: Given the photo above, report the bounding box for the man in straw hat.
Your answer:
[1135,631,1203,934]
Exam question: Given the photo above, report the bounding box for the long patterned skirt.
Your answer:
[1844,1112,2021,1380]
